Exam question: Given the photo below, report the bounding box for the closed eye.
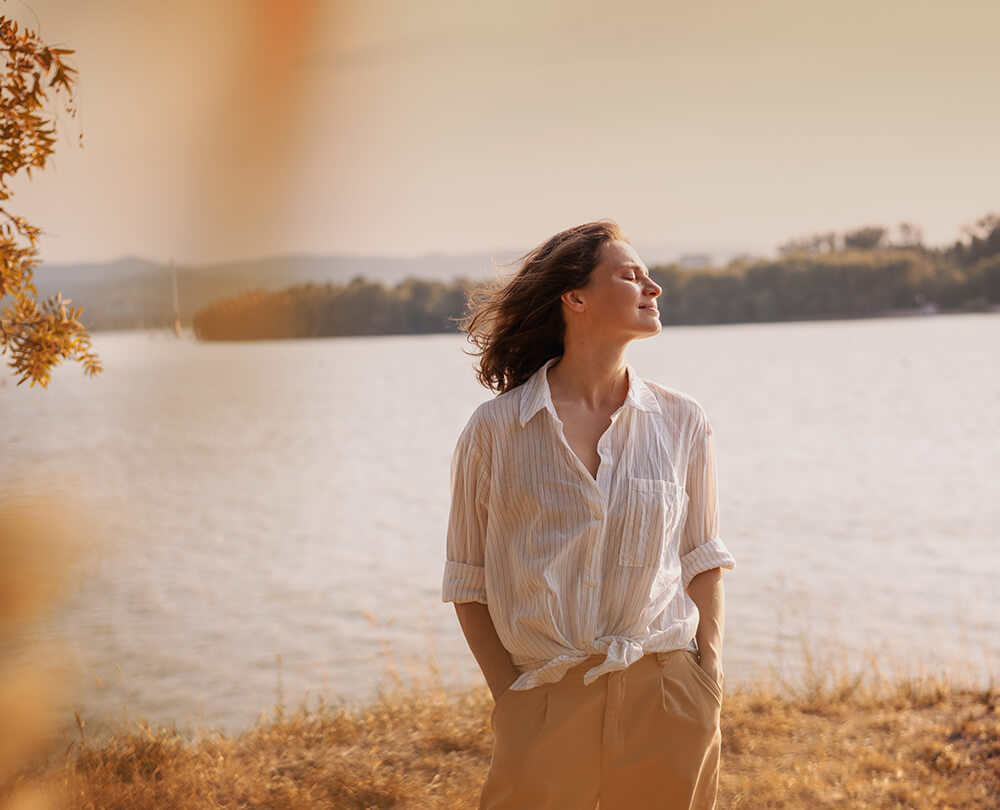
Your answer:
[621,264,650,281]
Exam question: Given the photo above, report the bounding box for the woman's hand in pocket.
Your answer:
[699,655,724,692]
[492,677,517,702]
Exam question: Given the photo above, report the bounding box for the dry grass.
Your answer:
[721,673,999,808]
[0,659,995,810]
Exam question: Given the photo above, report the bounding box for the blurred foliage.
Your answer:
[194,214,1000,341]
[0,479,90,809]
[0,8,100,387]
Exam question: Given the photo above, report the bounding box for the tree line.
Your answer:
[192,215,1000,341]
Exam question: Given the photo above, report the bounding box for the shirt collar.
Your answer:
[518,356,661,427]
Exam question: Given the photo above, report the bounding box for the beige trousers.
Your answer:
[480,649,723,810]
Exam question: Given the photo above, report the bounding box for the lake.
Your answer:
[1,313,997,735]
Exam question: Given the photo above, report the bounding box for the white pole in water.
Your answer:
[170,260,182,336]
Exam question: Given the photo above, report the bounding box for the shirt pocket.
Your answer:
[618,479,689,567]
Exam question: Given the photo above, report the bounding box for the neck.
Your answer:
[547,342,629,411]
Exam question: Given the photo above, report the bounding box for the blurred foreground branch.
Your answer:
[0,7,100,387]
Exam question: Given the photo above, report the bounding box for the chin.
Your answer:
[631,323,661,340]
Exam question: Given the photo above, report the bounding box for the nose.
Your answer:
[644,277,662,298]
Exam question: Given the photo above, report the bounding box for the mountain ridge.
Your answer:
[26,244,754,332]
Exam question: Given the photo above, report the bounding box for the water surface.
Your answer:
[2,314,996,734]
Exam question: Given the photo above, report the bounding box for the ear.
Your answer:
[560,288,587,313]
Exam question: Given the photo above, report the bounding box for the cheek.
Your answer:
[617,284,641,307]
[586,281,638,317]
[597,288,633,314]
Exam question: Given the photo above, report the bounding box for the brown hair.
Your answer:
[458,220,626,394]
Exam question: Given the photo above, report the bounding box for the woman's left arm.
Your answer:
[686,566,726,688]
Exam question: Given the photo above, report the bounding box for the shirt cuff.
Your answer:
[680,537,735,589]
[441,560,487,604]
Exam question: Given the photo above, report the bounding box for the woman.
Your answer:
[442,221,735,810]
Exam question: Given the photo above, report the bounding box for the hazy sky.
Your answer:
[8,0,1000,265]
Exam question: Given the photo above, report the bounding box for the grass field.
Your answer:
[3,655,998,810]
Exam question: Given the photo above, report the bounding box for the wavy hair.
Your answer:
[457,220,626,394]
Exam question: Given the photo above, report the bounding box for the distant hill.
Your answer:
[35,245,752,332]
[29,252,508,331]
[30,244,751,332]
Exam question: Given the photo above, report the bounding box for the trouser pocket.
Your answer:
[682,650,724,704]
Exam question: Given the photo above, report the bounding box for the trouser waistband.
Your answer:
[559,649,693,682]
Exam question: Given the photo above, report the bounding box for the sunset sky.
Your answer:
[8,0,1000,266]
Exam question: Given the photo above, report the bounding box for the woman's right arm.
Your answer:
[454,602,518,701]
[444,413,515,699]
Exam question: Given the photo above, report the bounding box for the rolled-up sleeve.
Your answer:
[680,409,736,589]
[442,413,491,604]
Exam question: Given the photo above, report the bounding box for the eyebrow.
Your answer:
[618,263,649,274]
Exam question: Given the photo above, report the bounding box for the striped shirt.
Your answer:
[442,356,736,691]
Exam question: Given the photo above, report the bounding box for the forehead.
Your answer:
[598,239,645,270]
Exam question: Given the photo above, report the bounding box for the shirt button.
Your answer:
[593,510,603,520]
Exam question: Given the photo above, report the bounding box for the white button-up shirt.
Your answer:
[442,356,736,690]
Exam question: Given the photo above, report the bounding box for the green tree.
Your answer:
[0,8,100,387]
[777,231,838,256]
[843,226,887,251]
[893,221,924,248]
[959,212,1000,265]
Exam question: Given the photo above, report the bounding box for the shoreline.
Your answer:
[81,304,1000,339]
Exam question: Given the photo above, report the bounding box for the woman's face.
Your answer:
[566,239,662,340]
